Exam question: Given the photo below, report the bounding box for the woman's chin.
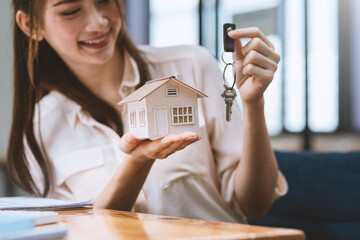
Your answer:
[79,50,116,66]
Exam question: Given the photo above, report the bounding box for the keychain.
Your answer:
[221,23,237,122]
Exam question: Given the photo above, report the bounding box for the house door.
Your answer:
[154,107,168,136]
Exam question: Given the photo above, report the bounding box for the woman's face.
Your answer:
[41,0,122,67]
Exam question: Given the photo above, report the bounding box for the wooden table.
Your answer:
[49,209,305,240]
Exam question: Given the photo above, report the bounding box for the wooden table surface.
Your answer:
[50,209,305,240]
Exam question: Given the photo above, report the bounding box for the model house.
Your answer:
[118,76,207,140]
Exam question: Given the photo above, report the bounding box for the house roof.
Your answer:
[117,76,208,105]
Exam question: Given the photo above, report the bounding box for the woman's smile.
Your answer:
[79,30,111,50]
[39,0,122,66]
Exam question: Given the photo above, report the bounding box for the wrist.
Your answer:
[242,97,265,111]
[124,154,155,164]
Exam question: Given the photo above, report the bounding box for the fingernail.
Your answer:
[188,135,199,140]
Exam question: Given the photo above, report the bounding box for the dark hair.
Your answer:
[7,0,150,197]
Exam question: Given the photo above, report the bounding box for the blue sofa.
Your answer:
[249,151,360,240]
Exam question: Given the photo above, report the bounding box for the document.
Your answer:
[0,197,92,210]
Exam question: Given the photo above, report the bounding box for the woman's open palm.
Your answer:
[118,132,200,162]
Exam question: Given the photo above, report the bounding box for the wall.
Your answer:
[0,0,13,162]
[124,0,149,45]
[352,0,360,130]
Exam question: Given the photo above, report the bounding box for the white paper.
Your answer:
[0,197,93,210]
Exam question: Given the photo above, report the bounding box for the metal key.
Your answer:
[221,23,237,122]
[221,88,237,121]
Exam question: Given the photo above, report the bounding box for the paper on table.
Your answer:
[0,197,93,210]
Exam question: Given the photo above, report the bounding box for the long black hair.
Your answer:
[7,0,150,197]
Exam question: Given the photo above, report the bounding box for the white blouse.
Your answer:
[27,45,287,223]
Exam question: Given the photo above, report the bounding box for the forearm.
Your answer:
[234,98,278,219]
[94,155,155,211]
[95,132,200,210]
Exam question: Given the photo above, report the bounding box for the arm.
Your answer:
[228,27,281,219]
[94,132,200,210]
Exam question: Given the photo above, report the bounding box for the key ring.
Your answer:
[221,52,236,90]
[221,52,237,65]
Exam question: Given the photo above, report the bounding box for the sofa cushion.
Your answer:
[269,151,360,221]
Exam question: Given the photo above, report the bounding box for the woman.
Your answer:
[7,0,287,223]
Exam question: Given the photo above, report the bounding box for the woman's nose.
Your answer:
[85,7,108,32]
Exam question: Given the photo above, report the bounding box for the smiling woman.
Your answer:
[7,0,286,224]
[7,0,151,197]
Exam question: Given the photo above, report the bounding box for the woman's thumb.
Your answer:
[118,133,139,154]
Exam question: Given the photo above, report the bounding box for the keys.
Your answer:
[221,88,237,121]
[221,23,237,122]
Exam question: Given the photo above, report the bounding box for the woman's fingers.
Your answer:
[142,135,179,159]
[154,132,200,159]
[233,36,245,61]
[229,28,280,66]
[228,27,280,103]
[242,38,280,64]
[242,64,274,87]
[243,50,278,72]
[228,27,274,49]
[167,132,200,153]
[119,132,200,161]
[118,133,141,154]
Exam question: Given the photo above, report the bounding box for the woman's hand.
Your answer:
[228,27,280,105]
[118,132,200,162]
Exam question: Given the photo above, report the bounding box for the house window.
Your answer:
[130,110,136,127]
[138,109,146,126]
[172,106,194,125]
[166,87,178,96]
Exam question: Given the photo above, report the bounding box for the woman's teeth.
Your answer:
[82,34,108,45]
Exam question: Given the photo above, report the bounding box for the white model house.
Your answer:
[118,76,207,140]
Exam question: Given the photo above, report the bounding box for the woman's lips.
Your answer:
[79,31,111,49]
